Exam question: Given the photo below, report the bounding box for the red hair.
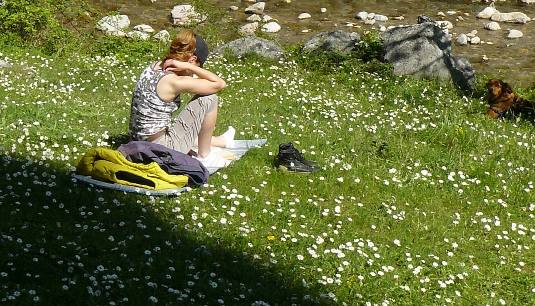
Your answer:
[162,29,196,63]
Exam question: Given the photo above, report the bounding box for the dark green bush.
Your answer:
[291,30,391,77]
[0,0,73,53]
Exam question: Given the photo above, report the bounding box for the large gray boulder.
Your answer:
[215,37,284,60]
[302,31,361,53]
[381,23,475,91]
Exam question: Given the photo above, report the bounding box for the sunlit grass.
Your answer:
[1,42,534,305]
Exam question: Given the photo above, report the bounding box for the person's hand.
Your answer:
[162,59,193,74]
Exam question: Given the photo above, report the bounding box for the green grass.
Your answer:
[1,17,535,306]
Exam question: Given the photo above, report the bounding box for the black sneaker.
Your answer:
[274,142,318,173]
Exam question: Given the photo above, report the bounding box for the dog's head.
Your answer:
[486,79,513,101]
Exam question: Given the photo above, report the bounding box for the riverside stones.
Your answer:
[171,4,207,26]
[239,22,259,36]
[298,13,312,20]
[484,21,501,30]
[470,36,481,44]
[456,33,468,45]
[246,14,262,22]
[153,30,170,42]
[477,6,499,19]
[215,37,284,60]
[477,6,531,23]
[490,12,531,23]
[508,29,523,38]
[356,11,388,22]
[262,21,281,33]
[96,15,130,34]
[381,23,475,91]
[245,2,265,15]
[133,24,154,33]
[302,31,361,53]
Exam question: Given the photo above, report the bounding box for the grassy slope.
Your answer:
[1,4,535,306]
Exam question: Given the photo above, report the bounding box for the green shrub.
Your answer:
[0,0,73,53]
[88,35,163,63]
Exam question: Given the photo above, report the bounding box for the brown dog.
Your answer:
[486,79,534,119]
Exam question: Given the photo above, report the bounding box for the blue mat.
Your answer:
[73,139,267,196]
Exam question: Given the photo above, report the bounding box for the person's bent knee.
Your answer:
[191,94,219,114]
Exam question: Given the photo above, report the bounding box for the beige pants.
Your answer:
[154,94,218,154]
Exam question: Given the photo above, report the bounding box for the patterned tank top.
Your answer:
[129,62,181,140]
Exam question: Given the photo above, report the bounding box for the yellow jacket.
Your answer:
[77,148,188,190]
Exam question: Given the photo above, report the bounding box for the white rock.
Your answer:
[392,16,405,20]
[520,0,535,3]
[262,15,273,22]
[470,36,481,44]
[246,14,262,22]
[133,24,154,33]
[126,30,150,40]
[457,16,464,21]
[374,14,388,21]
[229,6,239,11]
[508,29,523,38]
[245,2,265,15]
[484,21,500,30]
[364,19,376,25]
[367,13,376,19]
[356,11,368,20]
[96,15,130,33]
[320,8,327,13]
[467,30,478,37]
[437,11,446,17]
[261,21,281,33]
[457,33,468,45]
[477,6,499,19]
[379,25,387,32]
[435,20,453,29]
[447,11,457,16]
[298,13,311,20]
[153,30,170,42]
[238,22,259,36]
[171,5,207,26]
[491,12,531,23]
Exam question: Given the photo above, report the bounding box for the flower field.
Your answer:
[1,45,534,305]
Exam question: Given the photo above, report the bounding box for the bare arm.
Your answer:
[163,60,226,96]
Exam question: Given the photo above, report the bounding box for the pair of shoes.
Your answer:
[274,142,318,173]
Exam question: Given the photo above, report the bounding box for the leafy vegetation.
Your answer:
[1,1,534,305]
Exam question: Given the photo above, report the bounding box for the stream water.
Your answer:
[89,0,535,87]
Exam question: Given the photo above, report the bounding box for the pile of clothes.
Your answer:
[76,141,209,191]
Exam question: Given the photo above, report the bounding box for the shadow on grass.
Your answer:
[0,153,330,305]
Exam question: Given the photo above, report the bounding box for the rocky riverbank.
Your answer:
[90,0,535,87]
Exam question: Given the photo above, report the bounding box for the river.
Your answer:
[89,0,535,87]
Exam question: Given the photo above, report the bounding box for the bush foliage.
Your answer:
[0,0,76,53]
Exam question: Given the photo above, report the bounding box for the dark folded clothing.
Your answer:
[118,141,209,187]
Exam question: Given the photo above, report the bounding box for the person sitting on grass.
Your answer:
[128,29,235,167]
